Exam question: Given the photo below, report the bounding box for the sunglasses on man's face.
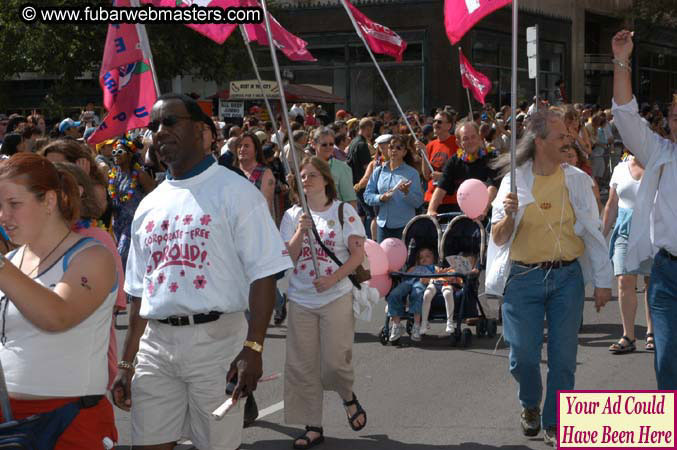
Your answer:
[433,119,447,125]
[319,142,335,147]
[147,115,193,133]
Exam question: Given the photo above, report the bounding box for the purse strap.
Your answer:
[309,203,361,289]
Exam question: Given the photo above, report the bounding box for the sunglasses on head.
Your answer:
[147,114,193,133]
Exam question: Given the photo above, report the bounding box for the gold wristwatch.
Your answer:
[243,340,263,353]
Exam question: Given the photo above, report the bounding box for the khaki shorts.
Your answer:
[131,312,247,450]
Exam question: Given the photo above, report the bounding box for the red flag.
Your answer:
[243,0,316,62]
[343,0,407,62]
[89,3,157,144]
[141,0,240,44]
[459,49,492,105]
[444,0,511,45]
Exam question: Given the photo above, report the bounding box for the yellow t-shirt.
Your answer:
[510,167,585,264]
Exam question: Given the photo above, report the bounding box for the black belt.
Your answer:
[512,259,577,270]
[158,311,222,326]
[660,248,677,261]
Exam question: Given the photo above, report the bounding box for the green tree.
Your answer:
[0,0,250,112]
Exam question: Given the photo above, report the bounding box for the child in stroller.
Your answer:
[385,246,474,342]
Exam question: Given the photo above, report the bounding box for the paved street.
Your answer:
[114,278,655,449]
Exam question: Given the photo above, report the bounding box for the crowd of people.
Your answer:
[0,30,674,449]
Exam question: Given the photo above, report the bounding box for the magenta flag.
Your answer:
[141,0,239,44]
[459,48,492,105]
[89,3,157,144]
[244,0,316,62]
[343,0,406,62]
[444,0,511,44]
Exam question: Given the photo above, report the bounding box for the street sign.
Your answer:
[526,26,538,80]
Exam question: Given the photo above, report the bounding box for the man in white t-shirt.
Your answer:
[112,93,292,450]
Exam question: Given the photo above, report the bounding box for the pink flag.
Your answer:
[459,48,492,105]
[89,5,157,144]
[343,0,406,62]
[141,0,240,44]
[444,0,511,45]
[243,3,316,62]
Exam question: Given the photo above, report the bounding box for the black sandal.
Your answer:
[646,333,655,352]
[292,426,324,450]
[343,393,367,431]
[609,335,636,354]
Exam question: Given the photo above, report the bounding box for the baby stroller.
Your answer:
[379,212,498,347]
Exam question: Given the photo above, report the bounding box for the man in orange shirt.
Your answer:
[418,110,459,214]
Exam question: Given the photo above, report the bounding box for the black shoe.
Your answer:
[244,394,259,428]
[543,426,557,447]
[520,406,541,437]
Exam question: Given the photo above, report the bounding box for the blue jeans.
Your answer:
[648,249,677,389]
[501,261,584,428]
[387,278,426,317]
[377,226,405,243]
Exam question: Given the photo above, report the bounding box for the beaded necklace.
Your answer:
[108,162,142,203]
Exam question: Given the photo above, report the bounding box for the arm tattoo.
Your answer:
[80,276,92,291]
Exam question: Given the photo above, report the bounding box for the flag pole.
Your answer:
[465,89,474,121]
[131,0,161,97]
[239,24,292,176]
[260,0,320,276]
[341,0,434,174]
[459,47,474,121]
[510,0,518,195]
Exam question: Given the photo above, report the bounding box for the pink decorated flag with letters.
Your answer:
[343,0,406,62]
[459,48,492,105]
[243,0,316,62]
[444,0,512,44]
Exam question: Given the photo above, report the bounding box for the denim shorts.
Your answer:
[612,234,653,276]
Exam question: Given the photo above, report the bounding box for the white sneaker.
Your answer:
[411,324,421,342]
[419,322,430,335]
[389,323,403,342]
[445,321,456,334]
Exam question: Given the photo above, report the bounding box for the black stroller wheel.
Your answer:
[487,319,498,338]
[461,328,472,347]
[477,318,488,337]
[379,326,389,346]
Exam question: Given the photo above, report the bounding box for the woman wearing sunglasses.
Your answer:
[364,134,423,242]
[312,127,358,211]
[108,138,155,269]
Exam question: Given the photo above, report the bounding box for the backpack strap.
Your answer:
[338,201,346,228]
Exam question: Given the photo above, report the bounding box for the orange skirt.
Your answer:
[1,396,118,449]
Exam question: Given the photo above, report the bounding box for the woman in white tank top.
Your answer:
[0,153,118,449]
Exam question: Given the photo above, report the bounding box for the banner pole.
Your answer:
[239,24,292,176]
[131,0,161,97]
[510,0,518,195]
[340,0,434,173]
[465,88,474,121]
[260,0,320,276]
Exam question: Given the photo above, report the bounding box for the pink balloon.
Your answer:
[457,178,489,219]
[380,238,408,272]
[364,239,389,276]
[368,274,393,298]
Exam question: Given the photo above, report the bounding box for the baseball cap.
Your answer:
[262,142,276,159]
[346,118,358,128]
[335,109,347,120]
[422,124,433,136]
[375,134,393,145]
[59,118,81,133]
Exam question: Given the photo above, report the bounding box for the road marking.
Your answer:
[258,400,285,419]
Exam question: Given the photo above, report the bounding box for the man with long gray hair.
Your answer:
[611,30,677,390]
[486,108,613,446]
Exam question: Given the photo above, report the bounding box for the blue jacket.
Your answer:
[364,162,423,228]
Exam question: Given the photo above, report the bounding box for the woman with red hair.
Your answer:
[0,153,118,448]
